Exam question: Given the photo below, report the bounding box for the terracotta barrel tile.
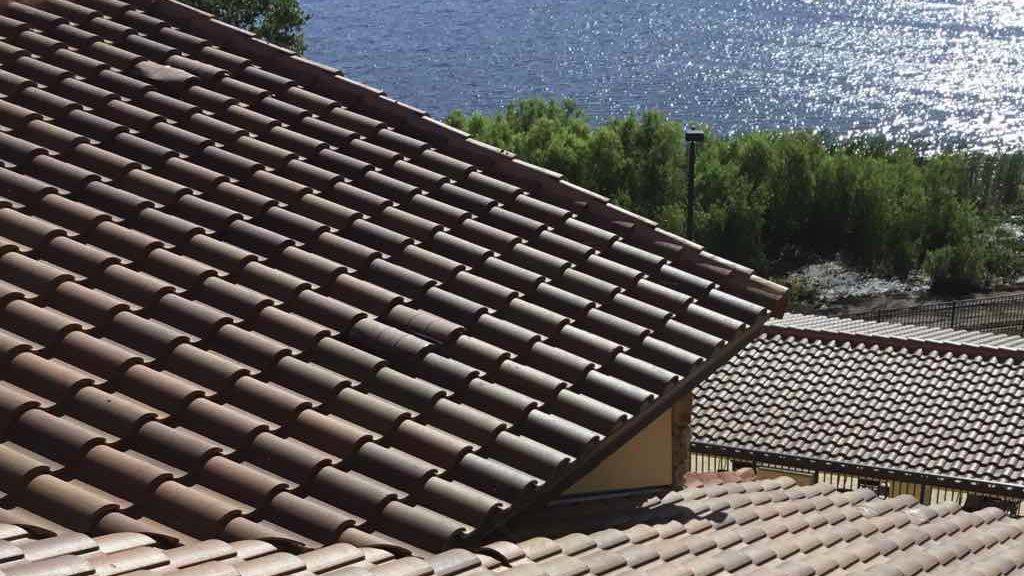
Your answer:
[22,475,120,532]
[308,467,401,521]
[264,492,359,545]
[416,477,506,527]
[425,399,507,448]
[486,430,571,478]
[376,502,468,552]
[133,421,224,472]
[349,442,439,491]
[246,431,336,485]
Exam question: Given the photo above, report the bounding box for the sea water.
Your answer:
[302,0,1024,151]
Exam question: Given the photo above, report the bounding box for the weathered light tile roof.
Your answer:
[4,472,1024,576]
[0,0,785,553]
[695,313,1024,492]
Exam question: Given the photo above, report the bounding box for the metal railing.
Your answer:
[846,292,1024,336]
[689,449,1023,517]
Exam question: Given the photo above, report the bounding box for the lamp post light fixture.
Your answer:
[684,127,705,240]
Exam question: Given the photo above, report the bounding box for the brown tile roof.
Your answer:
[0,0,785,553]
[695,313,1024,492]
[4,475,1024,576]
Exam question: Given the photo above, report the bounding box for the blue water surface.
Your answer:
[301,0,1024,150]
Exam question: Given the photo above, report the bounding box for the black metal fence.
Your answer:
[846,292,1024,336]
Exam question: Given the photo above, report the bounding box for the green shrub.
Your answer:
[448,98,1024,295]
[183,0,310,54]
[781,276,821,305]
[923,243,988,294]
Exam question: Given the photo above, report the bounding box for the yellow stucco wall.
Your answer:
[565,411,673,494]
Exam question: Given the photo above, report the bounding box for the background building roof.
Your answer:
[772,313,1024,352]
[695,314,1024,493]
[0,0,785,553]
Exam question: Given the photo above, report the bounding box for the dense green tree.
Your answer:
[448,98,1024,296]
[183,0,309,54]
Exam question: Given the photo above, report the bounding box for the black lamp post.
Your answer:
[684,127,705,239]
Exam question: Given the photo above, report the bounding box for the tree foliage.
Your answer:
[448,99,1024,295]
[183,0,309,54]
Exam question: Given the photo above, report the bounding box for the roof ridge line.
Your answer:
[764,323,1024,361]
[139,0,787,316]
